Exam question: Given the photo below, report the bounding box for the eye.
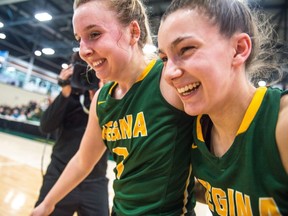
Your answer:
[161,56,168,63]
[158,54,168,63]
[180,46,195,55]
[89,32,101,40]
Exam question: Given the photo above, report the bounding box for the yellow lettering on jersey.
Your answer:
[102,127,106,140]
[106,127,112,141]
[102,112,147,141]
[212,188,227,216]
[235,191,252,216]
[119,115,133,139]
[113,147,129,179]
[111,121,121,141]
[197,179,253,215]
[102,121,113,141]
[133,112,147,137]
[259,198,281,216]
[197,179,214,211]
[228,189,235,216]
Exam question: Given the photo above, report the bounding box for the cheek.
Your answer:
[186,58,221,92]
[162,65,169,80]
[110,28,130,46]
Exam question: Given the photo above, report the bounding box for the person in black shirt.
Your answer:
[34,52,109,216]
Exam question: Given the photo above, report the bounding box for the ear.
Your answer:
[231,33,252,67]
[129,20,141,45]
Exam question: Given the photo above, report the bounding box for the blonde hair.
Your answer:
[73,0,153,49]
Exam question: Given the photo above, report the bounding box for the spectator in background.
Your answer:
[10,107,20,119]
[17,109,27,121]
[0,100,49,123]
[34,52,109,216]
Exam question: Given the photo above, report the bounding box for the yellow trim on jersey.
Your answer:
[237,87,267,135]
[181,164,192,215]
[136,59,157,82]
[196,115,204,142]
[196,87,267,141]
[108,82,118,95]
[98,101,106,105]
[108,59,157,95]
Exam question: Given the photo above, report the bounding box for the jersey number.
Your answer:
[112,147,129,179]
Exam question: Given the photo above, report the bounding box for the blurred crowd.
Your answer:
[0,99,50,123]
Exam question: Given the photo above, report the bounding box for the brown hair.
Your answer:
[161,0,287,86]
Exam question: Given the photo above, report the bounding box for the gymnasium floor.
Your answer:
[0,131,211,216]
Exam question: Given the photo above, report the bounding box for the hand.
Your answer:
[58,65,74,97]
[30,202,55,216]
[58,64,73,81]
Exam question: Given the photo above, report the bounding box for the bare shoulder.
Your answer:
[78,88,106,166]
[160,72,184,111]
[83,88,102,144]
[86,89,101,130]
[90,89,100,115]
[276,93,288,174]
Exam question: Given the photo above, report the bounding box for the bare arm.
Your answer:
[276,94,288,174]
[31,90,107,216]
[160,68,184,111]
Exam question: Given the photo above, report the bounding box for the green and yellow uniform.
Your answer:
[192,87,288,215]
[97,60,196,216]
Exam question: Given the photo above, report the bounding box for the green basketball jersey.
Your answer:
[97,59,196,216]
[192,87,288,215]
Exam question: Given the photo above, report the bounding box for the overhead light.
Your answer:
[7,66,16,72]
[0,22,4,28]
[34,12,52,22]
[72,47,80,52]
[0,33,6,39]
[62,63,69,69]
[258,80,266,87]
[34,50,42,56]
[42,48,55,55]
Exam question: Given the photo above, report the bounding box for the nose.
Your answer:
[163,59,183,82]
[79,40,93,61]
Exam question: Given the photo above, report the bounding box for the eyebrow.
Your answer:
[158,36,194,55]
[74,24,100,38]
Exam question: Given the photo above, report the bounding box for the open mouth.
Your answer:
[177,82,201,96]
[92,59,105,68]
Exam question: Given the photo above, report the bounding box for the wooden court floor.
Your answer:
[0,131,53,216]
[0,131,210,216]
[0,155,43,216]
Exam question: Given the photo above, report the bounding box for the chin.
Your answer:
[183,105,202,117]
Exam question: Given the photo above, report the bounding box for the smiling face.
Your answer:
[72,1,134,82]
[158,9,240,116]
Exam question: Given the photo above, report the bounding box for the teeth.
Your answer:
[177,82,200,94]
[92,59,104,67]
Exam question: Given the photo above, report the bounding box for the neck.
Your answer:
[209,84,256,157]
[113,56,149,99]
